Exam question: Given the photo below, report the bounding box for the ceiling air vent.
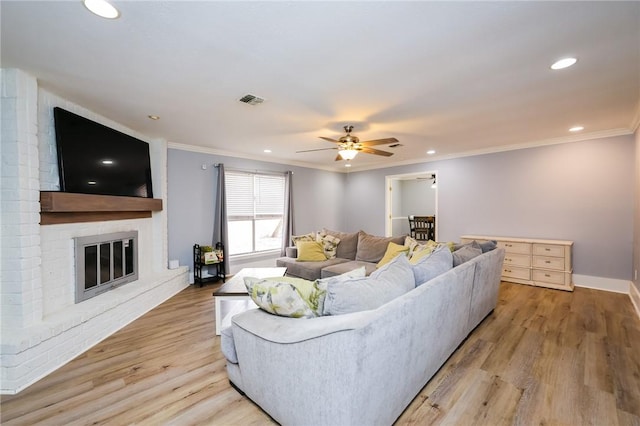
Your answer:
[238,94,265,106]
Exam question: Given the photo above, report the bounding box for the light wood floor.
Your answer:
[2,282,639,425]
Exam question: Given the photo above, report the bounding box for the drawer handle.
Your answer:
[545,260,551,264]
[506,258,511,261]
[505,244,512,247]
[545,248,551,251]
[504,269,512,273]
[545,274,551,277]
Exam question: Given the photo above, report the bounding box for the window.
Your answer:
[225,170,285,256]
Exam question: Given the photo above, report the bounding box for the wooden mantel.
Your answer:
[40,191,163,225]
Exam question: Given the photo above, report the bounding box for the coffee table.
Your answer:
[213,267,286,335]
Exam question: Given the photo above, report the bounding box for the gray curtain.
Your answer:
[281,171,294,256]
[213,163,230,275]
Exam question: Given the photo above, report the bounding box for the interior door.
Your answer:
[385,172,437,239]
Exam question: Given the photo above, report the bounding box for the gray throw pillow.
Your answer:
[453,240,482,252]
[479,240,497,253]
[411,245,453,286]
[323,255,414,315]
[355,231,406,263]
[452,245,483,266]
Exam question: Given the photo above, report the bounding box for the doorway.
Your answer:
[385,171,438,238]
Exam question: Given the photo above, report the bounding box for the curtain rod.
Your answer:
[208,163,292,175]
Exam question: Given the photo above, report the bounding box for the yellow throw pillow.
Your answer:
[376,242,409,268]
[296,241,328,262]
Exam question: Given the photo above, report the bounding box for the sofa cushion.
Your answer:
[276,256,350,281]
[320,260,378,279]
[323,255,414,315]
[244,276,324,318]
[453,245,483,266]
[315,267,367,315]
[411,245,453,286]
[355,231,405,263]
[377,242,409,268]
[320,229,359,260]
[296,241,327,262]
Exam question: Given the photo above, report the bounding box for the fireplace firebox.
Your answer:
[74,231,138,302]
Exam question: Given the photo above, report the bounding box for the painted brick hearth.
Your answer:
[0,69,189,394]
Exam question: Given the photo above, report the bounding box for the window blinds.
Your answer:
[226,171,285,218]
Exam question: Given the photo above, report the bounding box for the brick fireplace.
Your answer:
[0,69,189,394]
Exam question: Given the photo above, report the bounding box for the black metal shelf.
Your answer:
[193,243,225,287]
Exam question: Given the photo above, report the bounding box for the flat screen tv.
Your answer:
[53,107,153,198]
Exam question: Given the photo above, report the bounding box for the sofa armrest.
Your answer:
[285,246,297,258]
[232,308,375,344]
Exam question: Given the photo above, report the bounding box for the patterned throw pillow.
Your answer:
[316,232,341,259]
[292,233,316,248]
[405,236,439,259]
[244,276,326,318]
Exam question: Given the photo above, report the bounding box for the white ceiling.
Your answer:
[2,1,639,172]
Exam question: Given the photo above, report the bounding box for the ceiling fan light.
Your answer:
[338,149,357,160]
[550,57,577,70]
[83,0,120,19]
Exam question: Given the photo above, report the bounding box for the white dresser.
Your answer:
[460,235,574,292]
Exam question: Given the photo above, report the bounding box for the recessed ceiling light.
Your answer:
[263,149,272,153]
[148,115,160,120]
[550,57,577,70]
[101,159,114,165]
[83,0,120,19]
[569,126,584,132]
[426,150,436,155]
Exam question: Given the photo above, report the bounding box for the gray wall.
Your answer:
[167,149,346,271]
[344,135,635,280]
[400,179,436,216]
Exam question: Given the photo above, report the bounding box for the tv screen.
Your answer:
[53,107,153,198]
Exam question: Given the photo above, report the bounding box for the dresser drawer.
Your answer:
[533,269,570,286]
[533,244,565,257]
[498,241,531,255]
[504,253,531,268]
[532,256,565,271]
[502,266,531,281]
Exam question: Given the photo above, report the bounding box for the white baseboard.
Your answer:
[573,274,631,294]
[630,283,640,320]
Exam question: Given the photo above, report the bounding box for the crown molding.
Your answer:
[169,127,634,175]
[167,142,339,173]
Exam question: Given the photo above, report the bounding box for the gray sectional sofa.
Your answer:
[276,229,405,280]
[222,245,505,426]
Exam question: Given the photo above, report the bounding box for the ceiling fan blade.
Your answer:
[296,147,338,153]
[359,147,394,157]
[360,137,399,147]
[334,154,344,161]
[319,136,341,143]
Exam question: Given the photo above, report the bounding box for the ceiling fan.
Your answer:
[297,125,398,161]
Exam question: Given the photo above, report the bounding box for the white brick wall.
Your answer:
[1,69,43,329]
[0,70,189,394]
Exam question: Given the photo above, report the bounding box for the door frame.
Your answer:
[385,170,438,238]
